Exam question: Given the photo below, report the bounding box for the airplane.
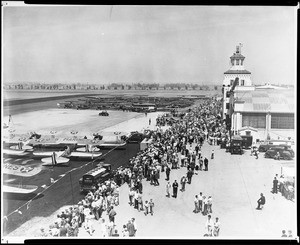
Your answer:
[41,149,70,166]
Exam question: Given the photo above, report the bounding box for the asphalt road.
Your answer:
[3,143,140,235]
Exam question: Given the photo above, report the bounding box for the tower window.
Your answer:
[241,60,243,65]
[241,80,245,86]
[230,80,234,86]
[236,59,239,65]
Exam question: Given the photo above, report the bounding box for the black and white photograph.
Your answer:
[1,3,297,242]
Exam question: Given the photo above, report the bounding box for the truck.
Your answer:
[229,135,243,155]
[241,135,253,149]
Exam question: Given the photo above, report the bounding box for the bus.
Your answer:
[79,163,112,193]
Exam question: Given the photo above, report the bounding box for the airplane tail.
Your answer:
[51,152,57,165]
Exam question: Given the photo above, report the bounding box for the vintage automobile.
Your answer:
[258,140,293,152]
[264,146,294,160]
[99,110,109,116]
[230,141,243,155]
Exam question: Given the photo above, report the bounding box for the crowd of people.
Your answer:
[41,98,226,237]
[40,179,123,237]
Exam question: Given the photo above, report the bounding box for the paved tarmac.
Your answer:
[6,138,296,240]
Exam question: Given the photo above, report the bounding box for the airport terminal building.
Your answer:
[222,45,295,143]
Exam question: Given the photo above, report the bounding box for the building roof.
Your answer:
[234,89,294,113]
[230,53,245,59]
[224,69,251,74]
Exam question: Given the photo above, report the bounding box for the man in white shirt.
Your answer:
[205,215,214,236]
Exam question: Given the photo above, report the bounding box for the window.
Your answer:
[241,60,243,66]
[246,131,251,136]
[230,80,234,86]
[242,113,266,128]
[236,59,239,65]
[241,80,245,86]
[226,91,231,98]
[226,103,230,109]
[271,114,294,129]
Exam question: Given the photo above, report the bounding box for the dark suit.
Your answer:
[257,195,265,209]
[273,179,278,193]
[172,182,179,198]
[166,167,171,180]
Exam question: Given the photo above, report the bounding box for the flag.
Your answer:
[41,184,47,189]
[50,178,55,183]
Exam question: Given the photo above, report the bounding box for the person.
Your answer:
[254,148,259,159]
[166,182,171,197]
[204,157,209,171]
[281,230,287,237]
[207,196,213,214]
[144,200,149,215]
[211,149,214,159]
[202,196,208,215]
[272,177,278,194]
[137,191,144,212]
[172,180,179,198]
[274,151,280,160]
[122,225,129,237]
[198,192,203,213]
[127,220,135,237]
[187,169,193,184]
[279,175,285,194]
[59,224,68,237]
[131,218,138,236]
[180,175,187,191]
[134,190,139,209]
[288,230,293,238]
[112,229,120,237]
[194,195,199,213]
[108,206,117,223]
[205,215,214,236]
[165,165,171,181]
[213,217,220,237]
[199,157,203,171]
[256,193,266,210]
[149,199,154,215]
[107,220,115,237]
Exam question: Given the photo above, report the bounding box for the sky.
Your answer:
[2,5,297,85]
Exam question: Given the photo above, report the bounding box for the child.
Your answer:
[149,199,154,215]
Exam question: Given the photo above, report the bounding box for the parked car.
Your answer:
[99,110,109,116]
[264,146,294,160]
[258,140,293,152]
